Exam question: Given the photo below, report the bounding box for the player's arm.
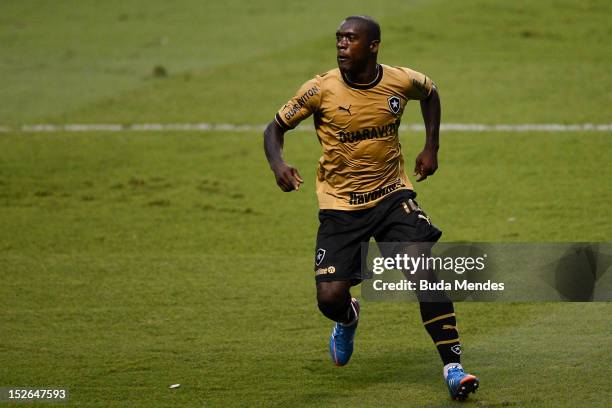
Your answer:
[263,120,303,192]
[414,85,441,182]
[263,77,321,192]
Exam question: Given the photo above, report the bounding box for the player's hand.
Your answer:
[414,148,438,182]
[271,162,304,192]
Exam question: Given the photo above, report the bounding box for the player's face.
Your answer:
[336,21,376,73]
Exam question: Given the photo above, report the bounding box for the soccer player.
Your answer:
[263,16,479,401]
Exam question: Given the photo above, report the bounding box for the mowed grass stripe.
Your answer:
[1,123,612,133]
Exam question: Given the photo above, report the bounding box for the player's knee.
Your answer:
[317,299,344,321]
[317,291,341,311]
[316,281,350,320]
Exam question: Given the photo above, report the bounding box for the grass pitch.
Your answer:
[1,1,611,407]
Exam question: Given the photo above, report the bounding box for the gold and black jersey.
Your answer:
[275,64,433,211]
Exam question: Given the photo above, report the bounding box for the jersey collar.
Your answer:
[341,64,383,90]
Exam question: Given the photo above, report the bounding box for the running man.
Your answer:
[263,16,479,401]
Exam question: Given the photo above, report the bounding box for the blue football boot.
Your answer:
[446,364,479,400]
[329,298,360,366]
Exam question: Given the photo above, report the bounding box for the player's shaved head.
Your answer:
[342,15,381,43]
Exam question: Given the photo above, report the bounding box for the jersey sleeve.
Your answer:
[274,77,322,130]
[399,67,434,100]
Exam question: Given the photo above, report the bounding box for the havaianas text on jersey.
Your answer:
[283,85,320,121]
[338,119,401,143]
[349,179,404,205]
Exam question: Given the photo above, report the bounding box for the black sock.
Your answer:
[420,301,461,365]
[342,298,357,326]
[318,292,355,324]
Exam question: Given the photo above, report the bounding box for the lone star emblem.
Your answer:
[315,248,326,266]
[387,96,401,115]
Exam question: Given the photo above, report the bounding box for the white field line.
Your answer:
[0,123,611,133]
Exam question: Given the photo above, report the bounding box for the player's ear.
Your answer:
[369,40,380,53]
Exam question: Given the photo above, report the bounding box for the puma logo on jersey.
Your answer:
[338,105,352,116]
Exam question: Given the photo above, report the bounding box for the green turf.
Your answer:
[1,0,611,407]
[2,0,611,125]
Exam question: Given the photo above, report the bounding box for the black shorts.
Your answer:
[313,189,442,284]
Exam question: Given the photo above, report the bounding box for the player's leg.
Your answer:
[317,280,360,366]
[415,260,479,400]
[314,209,370,366]
[374,190,479,400]
[419,300,478,400]
[316,280,356,324]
